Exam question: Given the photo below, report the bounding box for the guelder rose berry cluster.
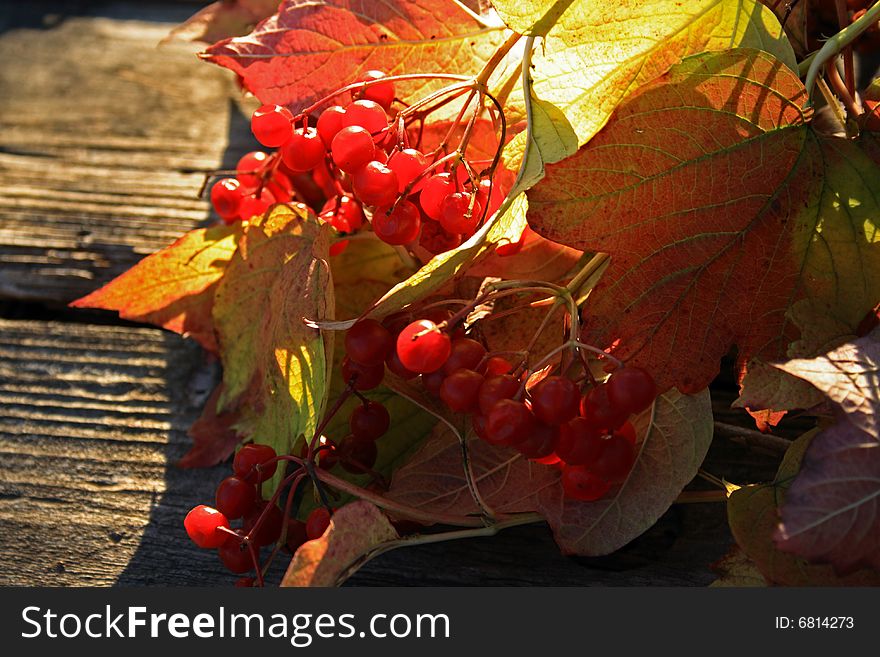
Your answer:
[208,71,513,257]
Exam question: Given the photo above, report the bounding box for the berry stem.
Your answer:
[833,0,856,104]
[474,31,522,88]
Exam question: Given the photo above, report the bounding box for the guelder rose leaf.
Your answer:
[179,385,242,468]
[537,388,713,555]
[202,0,505,111]
[213,205,334,479]
[70,223,241,353]
[530,49,880,395]
[282,501,398,587]
[164,0,281,45]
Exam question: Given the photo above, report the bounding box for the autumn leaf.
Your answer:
[202,0,506,111]
[282,501,398,587]
[179,385,242,468]
[709,547,768,587]
[728,430,880,584]
[70,223,241,353]
[771,329,880,573]
[529,49,880,396]
[212,205,333,479]
[164,0,280,45]
[536,388,713,555]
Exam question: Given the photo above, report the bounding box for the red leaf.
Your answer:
[70,224,241,353]
[201,0,505,111]
[178,385,241,468]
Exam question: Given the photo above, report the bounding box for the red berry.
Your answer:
[211,178,244,221]
[484,356,512,376]
[218,534,253,574]
[317,105,347,147]
[472,413,490,441]
[530,376,580,425]
[251,104,293,147]
[478,374,520,416]
[331,126,376,173]
[321,194,365,230]
[345,319,393,366]
[439,192,482,235]
[561,465,612,501]
[279,127,325,172]
[243,501,284,546]
[580,384,629,431]
[419,173,454,219]
[386,349,418,380]
[372,200,421,245]
[592,434,636,483]
[419,220,462,254]
[442,338,486,375]
[341,356,385,390]
[439,368,484,413]
[556,417,604,466]
[351,70,395,109]
[297,436,339,470]
[517,422,559,460]
[338,435,378,474]
[422,369,446,394]
[616,421,637,446]
[352,160,399,207]
[305,507,332,540]
[606,367,657,415]
[342,99,388,136]
[286,519,309,552]
[350,401,390,440]
[396,320,452,373]
[184,505,230,549]
[215,476,256,519]
[388,148,428,193]
[238,188,277,222]
[233,443,278,484]
[485,399,535,446]
[236,151,269,188]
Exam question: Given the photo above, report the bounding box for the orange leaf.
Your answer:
[70,224,241,353]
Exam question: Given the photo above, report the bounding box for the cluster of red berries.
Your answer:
[183,443,334,585]
[208,70,513,258]
[340,312,657,501]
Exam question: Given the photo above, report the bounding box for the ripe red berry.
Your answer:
[236,151,269,188]
[616,421,637,446]
[530,376,580,425]
[439,192,482,235]
[305,507,332,540]
[243,501,284,546]
[517,422,559,460]
[606,367,657,415]
[396,319,452,373]
[561,465,612,501]
[484,356,512,376]
[419,173,455,219]
[331,126,376,173]
[388,148,428,193]
[342,99,388,136]
[419,220,462,255]
[279,127,325,172]
[317,105,347,147]
[211,178,244,222]
[352,160,399,207]
[218,534,253,574]
[184,505,230,548]
[341,356,385,390]
[580,383,629,431]
[478,374,520,416]
[233,443,278,484]
[215,476,256,519]
[385,349,418,380]
[251,104,293,147]
[439,368,484,413]
[485,399,535,446]
[238,188,277,222]
[338,435,378,474]
[556,417,604,466]
[372,200,421,245]
[592,434,636,483]
[345,319,393,366]
[321,194,365,230]
[349,401,391,440]
[421,369,446,394]
[286,519,309,552]
[351,70,395,109]
[297,436,339,470]
[442,338,486,375]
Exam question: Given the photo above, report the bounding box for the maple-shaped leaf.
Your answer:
[728,430,880,584]
[282,501,398,587]
[536,388,712,555]
[179,385,242,468]
[213,205,333,479]
[164,0,280,45]
[201,0,505,112]
[70,224,241,353]
[529,49,880,395]
[771,330,880,573]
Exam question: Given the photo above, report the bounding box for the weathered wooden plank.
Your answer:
[0,6,254,304]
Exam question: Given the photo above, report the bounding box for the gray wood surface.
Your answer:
[0,2,790,587]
